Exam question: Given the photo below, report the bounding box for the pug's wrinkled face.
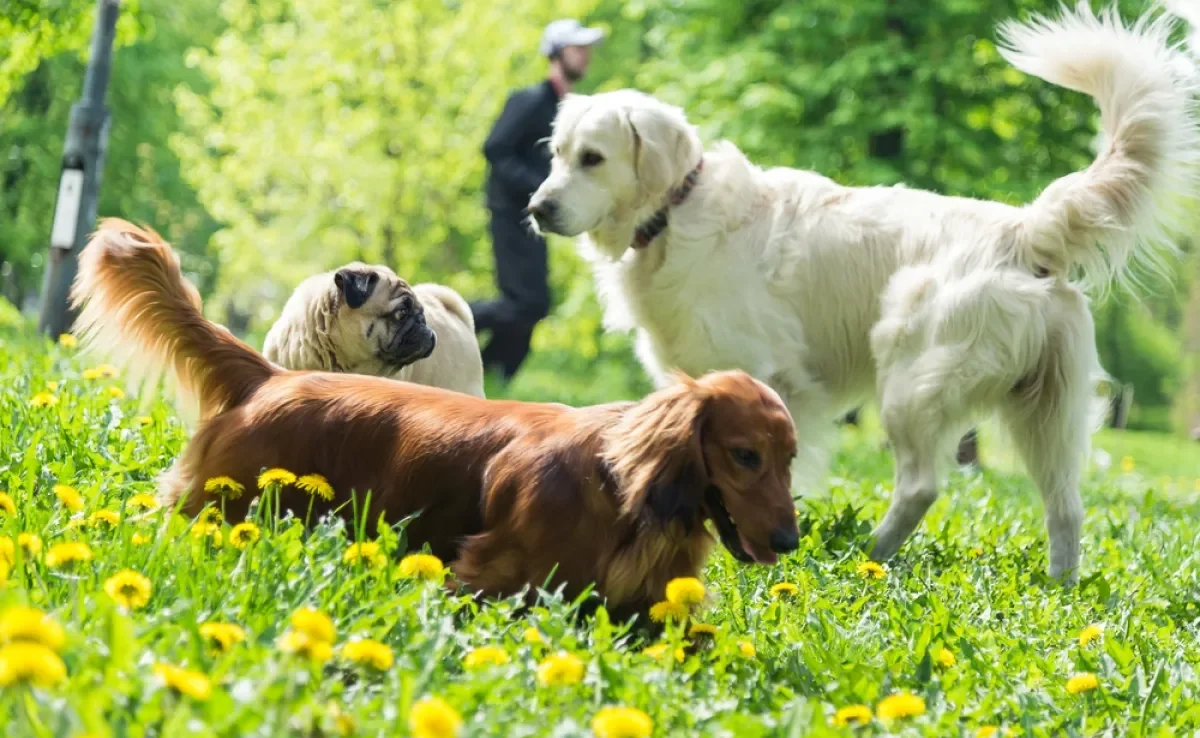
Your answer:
[331,263,436,370]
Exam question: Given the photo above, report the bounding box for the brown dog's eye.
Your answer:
[581,150,605,167]
[731,448,761,470]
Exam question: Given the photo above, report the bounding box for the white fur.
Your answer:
[262,270,485,398]
[532,2,1200,584]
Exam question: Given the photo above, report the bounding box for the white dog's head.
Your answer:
[528,90,703,254]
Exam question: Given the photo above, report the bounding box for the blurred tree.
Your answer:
[0,0,218,308]
[172,0,600,331]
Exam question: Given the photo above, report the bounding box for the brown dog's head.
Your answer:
[329,263,436,369]
[606,370,800,565]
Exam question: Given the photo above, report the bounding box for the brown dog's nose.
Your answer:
[769,527,800,554]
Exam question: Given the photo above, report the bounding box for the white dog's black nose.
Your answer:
[527,198,558,224]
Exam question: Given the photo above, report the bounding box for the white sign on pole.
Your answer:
[50,168,85,250]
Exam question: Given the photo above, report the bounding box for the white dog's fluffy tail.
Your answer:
[999,1,1200,292]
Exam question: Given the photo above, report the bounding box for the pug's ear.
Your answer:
[334,268,380,310]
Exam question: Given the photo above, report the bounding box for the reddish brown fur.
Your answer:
[69,220,800,620]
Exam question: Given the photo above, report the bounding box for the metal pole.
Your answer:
[37,0,121,337]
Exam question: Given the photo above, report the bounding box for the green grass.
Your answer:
[2,328,1200,737]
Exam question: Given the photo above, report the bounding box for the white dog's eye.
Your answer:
[580,150,605,167]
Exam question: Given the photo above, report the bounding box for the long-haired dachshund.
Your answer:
[69,220,801,620]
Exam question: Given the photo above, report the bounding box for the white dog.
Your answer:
[527,3,1200,583]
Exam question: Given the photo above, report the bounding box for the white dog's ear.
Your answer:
[626,103,701,197]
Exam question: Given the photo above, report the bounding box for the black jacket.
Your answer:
[484,80,560,211]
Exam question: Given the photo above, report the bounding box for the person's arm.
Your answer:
[483,91,548,197]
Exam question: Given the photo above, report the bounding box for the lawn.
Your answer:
[1,326,1199,737]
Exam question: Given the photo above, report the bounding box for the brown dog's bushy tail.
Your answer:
[70,219,278,421]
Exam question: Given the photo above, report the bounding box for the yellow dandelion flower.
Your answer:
[0,607,66,651]
[1120,456,1134,473]
[58,333,77,348]
[398,553,445,580]
[191,522,223,547]
[648,600,688,623]
[137,415,154,427]
[641,643,685,663]
[342,638,395,671]
[328,701,357,737]
[664,576,705,607]
[687,623,718,639]
[1078,623,1103,647]
[153,663,212,701]
[409,696,462,738]
[877,692,925,720]
[463,645,509,668]
[278,630,334,662]
[203,476,243,499]
[343,542,387,569]
[53,485,83,512]
[45,542,93,569]
[857,561,886,579]
[592,706,654,738]
[45,381,58,392]
[769,582,799,598]
[88,510,121,529]
[31,392,59,408]
[0,493,14,516]
[18,534,42,557]
[131,533,150,546]
[0,642,67,687]
[976,727,1000,738]
[199,622,246,653]
[104,570,152,609]
[257,468,297,488]
[1066,672,1099,694]
[291,607,335,643]
[230,522,260,549]
[832,704,873,726]
[523,627,545,644]
[81,368,102,380]
[934,647,956,668]
[0,560,8,587]
[0,537,12,565]
[296,474,334,501]
[737,640,756,658]
[968,546,984,558]
[97,364,118,377]
[106,386,125,400]
[199,507,223,524]
[127,493,159,510]
[536,651,585,686]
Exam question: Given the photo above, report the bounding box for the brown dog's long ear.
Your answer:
[605,373,709,529]
[334,268,380,310]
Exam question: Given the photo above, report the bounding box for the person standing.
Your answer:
[469,19,605,380]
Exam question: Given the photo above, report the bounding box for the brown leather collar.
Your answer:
[632,159,705,249]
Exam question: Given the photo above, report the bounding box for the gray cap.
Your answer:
[539,19,605,57]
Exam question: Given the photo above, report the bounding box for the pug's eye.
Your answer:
[581,150,604,167]
[731,447,761,470]
[391,308,407,321]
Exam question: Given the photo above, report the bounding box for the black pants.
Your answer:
[469,207,551,380]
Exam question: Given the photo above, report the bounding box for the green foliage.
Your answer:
[0,0,219,305]
[3,330,1200,734]
[171,0,598,322]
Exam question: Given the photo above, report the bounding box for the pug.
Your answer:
[263,263,485,397]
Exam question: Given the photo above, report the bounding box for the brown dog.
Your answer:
[70,220,801,620]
